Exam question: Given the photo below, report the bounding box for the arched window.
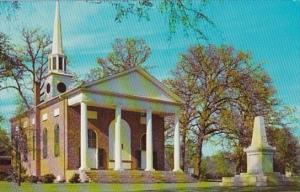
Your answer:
[32,133,36,160]
[43,129,48,159]
[54,125,60,157]
[88,129,96,148]
[23,134,28,162]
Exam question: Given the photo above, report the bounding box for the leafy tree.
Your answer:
[1,1,212,39]
[268,126,299,174]
[201,152,235,179]
[165,44,277,179]
[0,115,10,156]
[87,38,151,80]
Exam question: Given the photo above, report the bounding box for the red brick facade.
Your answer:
[11,98,166,180]
[67,106,165,171]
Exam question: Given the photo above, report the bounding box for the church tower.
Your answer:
[44,0,73,101]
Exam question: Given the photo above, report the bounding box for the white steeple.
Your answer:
[52,0,63,55]
[44,0,73,102]
[48,0,67,74]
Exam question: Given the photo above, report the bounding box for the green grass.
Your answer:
[0,181,300,192]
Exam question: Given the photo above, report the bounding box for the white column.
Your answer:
[114,105,123,170]
[79,102,89,170]
[173,113,182,172]
[145,109,154,171]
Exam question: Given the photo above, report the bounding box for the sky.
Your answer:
[0,0,299,155]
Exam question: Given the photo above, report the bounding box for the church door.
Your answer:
[87,129,98,169]
[109,119,132,169]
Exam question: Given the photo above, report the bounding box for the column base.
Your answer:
[79,167,90,171]
[78,169,90,183]
[145,168,155,172]
[114,167,124,171]
[173,168,183,172]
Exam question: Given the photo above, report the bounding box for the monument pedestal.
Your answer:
[222,116,298,187]
[222,172,293,187]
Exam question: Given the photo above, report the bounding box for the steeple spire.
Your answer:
[52,0,63,54]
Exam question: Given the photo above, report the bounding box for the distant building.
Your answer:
[10,1,183,181]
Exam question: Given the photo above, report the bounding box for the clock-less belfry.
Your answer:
[222,116,294,186]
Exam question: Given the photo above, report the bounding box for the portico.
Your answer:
[66,67,183,173]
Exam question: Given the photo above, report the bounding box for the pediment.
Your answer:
[84,68,182,104]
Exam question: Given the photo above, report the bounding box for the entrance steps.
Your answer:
[86,170,197,183]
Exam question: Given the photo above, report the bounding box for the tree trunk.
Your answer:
[197,137,204,180]
[33,82,41,106]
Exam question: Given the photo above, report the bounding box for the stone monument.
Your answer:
[222,116,294,186]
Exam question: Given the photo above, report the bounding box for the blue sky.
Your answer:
[0,0,299,155]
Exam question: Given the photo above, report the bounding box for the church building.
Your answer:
[10,1,183,181]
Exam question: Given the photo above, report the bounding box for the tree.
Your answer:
[87,38,151,80]
[0,29,51,109]
[0,115,10,157]
[165,44,276,179]
[1,1,212,40]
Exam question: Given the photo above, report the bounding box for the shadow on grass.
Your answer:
[1,182,300,192]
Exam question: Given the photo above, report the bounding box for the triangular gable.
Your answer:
[84,67,183,104]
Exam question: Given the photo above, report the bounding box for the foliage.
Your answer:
[165,44,280,179]
[0,172,9,181]
[1,1,212,39]
[69,173,80,183]
[40,174,56,183]
[87,38,151,80]
[86,0,212,39]
[0,127,10,156]
[268,127,299,174]
[26,175,39,183]
[201,152,235,180]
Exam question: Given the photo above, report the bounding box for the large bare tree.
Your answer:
[0,29,51,110]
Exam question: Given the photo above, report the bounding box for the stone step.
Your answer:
[86,170,197,183]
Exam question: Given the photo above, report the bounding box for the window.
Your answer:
[32,133,36,160]
[88,129,96,148]
[59,57,63,70]
[54,125,60,157]
[43,129,48,159]
[52,57,57,70]
[23,135,28,162]
[46,83,51,94]
[0,159,11,165]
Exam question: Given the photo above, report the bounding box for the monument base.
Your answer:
[222,172,298,187]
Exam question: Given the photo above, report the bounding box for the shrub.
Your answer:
[27,175,39,183]
[41,174,56,183]
[0,172,8,181]
[69,173,80,183]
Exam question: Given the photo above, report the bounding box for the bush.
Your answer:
[0,172,8,181]
[27,175,39,183]
[41,174,56,183]
[69,173,80,183]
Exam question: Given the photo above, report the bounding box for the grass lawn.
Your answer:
[1,181,300,192]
